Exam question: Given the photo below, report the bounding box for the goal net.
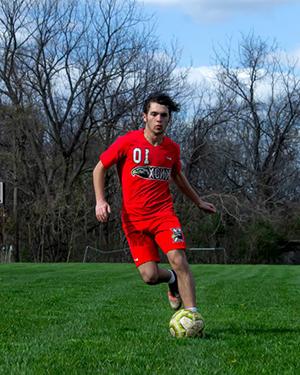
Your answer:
[83,245,131,263]
[83,245,227,264]
[187,247,227,264]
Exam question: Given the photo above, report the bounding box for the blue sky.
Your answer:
[137,0,300,69]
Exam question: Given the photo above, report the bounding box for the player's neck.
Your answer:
[143,128,164,146]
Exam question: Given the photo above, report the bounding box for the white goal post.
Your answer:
[0,181,3,205]
[0,245,13,263]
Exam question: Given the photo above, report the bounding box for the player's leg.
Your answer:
[152,216,187,310]
[167,249,196,309]
[138,261,172,285]
[122,221,175,286]
[138,261,181,309]
[123,219,183,309]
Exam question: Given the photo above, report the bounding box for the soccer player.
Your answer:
[93,93,216,315]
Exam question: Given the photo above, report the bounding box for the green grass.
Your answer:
[0,264,299,375]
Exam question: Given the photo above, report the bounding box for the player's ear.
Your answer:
[142,112,147,123]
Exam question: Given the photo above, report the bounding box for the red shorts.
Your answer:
[122,215,186,267]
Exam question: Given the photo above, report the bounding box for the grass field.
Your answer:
[0,263,299,375]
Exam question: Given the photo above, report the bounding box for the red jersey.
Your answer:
[100,129,181,222]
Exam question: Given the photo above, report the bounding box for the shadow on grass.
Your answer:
[204,327,300,340]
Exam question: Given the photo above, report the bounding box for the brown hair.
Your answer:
[143,93,180,115]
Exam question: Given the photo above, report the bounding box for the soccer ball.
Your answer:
[169,309,205,338]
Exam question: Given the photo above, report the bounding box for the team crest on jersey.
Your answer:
[171,228,184,243]
[131,166,171,181]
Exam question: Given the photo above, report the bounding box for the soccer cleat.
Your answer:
[168,270,182,310]
[168,291,182,310]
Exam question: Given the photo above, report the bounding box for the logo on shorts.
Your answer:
[171,228,184,243]
[131,166,171,181]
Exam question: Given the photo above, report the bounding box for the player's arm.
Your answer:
[172,170,216,214]
[93,160,111,222]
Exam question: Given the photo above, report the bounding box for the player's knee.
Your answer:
[168,250,188,272]
[140,270,159,285]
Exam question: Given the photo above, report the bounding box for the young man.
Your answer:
[93,93,216,315]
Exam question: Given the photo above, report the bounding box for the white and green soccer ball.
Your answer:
[169,309,205,338]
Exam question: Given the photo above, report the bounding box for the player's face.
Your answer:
[143,102,170,135]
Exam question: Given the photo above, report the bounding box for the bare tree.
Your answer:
[0,0,187,260]
[170,34,300,262]
[215,34,300,206]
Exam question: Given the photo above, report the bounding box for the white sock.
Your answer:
[186,307,198,313]
[168,270,175,284]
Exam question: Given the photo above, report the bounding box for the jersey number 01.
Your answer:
[133,148,150,164]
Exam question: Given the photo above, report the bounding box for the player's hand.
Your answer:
[198,200,216,214]
[95,200,111,222]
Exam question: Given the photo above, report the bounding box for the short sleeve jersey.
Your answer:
[100,129,181,222]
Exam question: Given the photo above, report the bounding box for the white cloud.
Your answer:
[177,63,296,102]
[178,65,219,86]
[140,0,297,7]
[175,65,219,103]
[266,47,300,73]
[140,0,180,4]
[138,0,298,22]
[287,47,300,68]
